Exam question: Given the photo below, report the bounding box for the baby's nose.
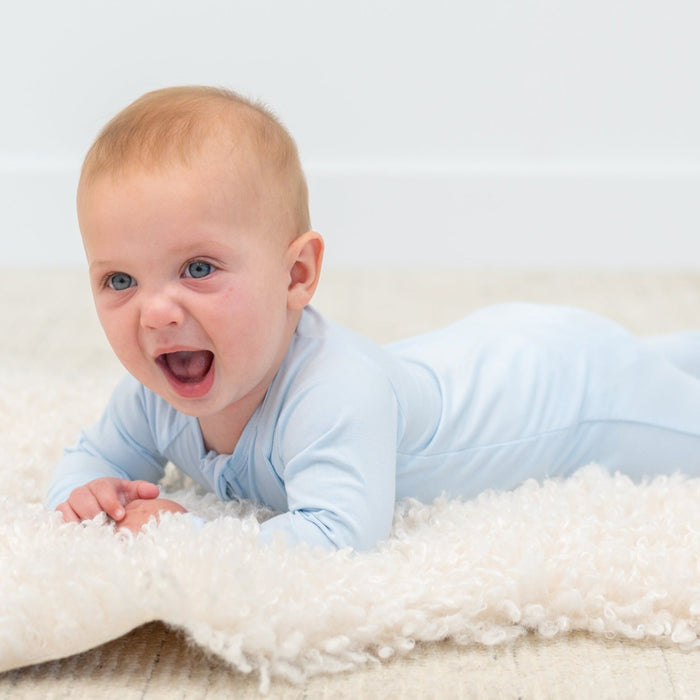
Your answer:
[139,289,185,329]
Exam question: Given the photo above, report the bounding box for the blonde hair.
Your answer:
[80,85,311,235]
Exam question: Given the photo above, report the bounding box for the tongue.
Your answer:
[164,351,213,382]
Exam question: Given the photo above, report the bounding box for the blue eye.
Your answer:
[185,261,213,279]
[107,273,135,291]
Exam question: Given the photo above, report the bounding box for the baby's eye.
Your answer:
[107,273,135,291]
[185,261,214,279]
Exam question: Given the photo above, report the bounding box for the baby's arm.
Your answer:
[47,376,172,522]
[259,359,399,551]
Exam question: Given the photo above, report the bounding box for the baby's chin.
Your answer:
[136,374,220,418]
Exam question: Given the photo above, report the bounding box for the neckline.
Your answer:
[192,309,308,462]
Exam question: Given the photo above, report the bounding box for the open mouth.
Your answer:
[156,350,215,398]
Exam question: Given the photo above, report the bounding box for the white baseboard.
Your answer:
[3,164,699,267]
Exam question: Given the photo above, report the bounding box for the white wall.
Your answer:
[2,1,699,268]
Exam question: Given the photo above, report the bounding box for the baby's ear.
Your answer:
[286,231,324,310]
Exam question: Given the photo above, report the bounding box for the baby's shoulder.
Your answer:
[260,309,401,453]
[288,306,392,384]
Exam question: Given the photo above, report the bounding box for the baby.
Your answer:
[47,85,700,550]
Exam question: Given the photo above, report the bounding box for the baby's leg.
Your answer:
[573,324,700,481]
[453,306,700,485]
[401,304,700,498]
[642,331,700,380]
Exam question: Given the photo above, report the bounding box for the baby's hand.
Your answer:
[57,477,160,524]
[116,498,188,533]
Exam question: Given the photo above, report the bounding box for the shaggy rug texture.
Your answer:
[3,365,700,692]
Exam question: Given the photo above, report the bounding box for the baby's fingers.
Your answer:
[64,486,104,521]
[89,480,131,521]
[56,501,81,523]
[89,480,157,521]
[116,480,160,510]
[133,481,160,500]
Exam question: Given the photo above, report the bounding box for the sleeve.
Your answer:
[45,375,168,510]
[258,359,399,551]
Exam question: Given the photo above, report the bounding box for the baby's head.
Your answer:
[77,86,323,420]
[78,85,311,241]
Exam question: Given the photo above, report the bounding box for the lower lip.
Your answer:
[159,357,216,399]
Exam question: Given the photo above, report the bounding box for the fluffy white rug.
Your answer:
[2,365,700,691]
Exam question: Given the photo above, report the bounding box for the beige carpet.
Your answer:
[4,622,700,699]
[3,268,700,698]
